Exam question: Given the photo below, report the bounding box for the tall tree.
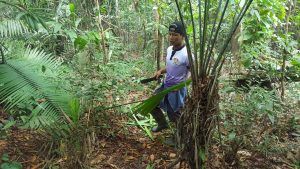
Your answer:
[153,2,163,71]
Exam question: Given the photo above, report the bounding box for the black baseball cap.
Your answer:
[169,21,185,36]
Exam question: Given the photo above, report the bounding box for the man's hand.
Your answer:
[154,68,166,79]
[154,70,162,79]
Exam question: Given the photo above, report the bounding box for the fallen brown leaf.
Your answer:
[169,153,176,158]
[150,154,155,162]
[125,156,135,161]
[107,156,114,164]
[90,154,106,165]
[30,162,43,169]
[139,138,147,142]
[100,140,106,148]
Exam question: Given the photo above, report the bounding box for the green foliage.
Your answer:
[1,120,16,130]
[146,163,155,169]
[131,112,153,140]
[74,36,88,50]
[0,153,22,169]
[220,85,285,156]
[69,3,75,14]
[70,54,152,110]
[242,0,286,42]
[239,0,299,79]
[68,98,81,124]
[291,57,300,68]
[198,148,206,165]
[0,1,51,32]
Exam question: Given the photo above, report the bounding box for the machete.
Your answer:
[140,75,163,84]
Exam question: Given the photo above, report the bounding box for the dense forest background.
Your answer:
[0,0,299,169]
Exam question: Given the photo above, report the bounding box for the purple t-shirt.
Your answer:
[164,46,190,88]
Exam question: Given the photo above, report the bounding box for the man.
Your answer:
[151,21,190,132]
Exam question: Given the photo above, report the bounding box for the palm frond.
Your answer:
[0,20,28,37]
[22,102,61,129]
[0,1,50,32]
[134,79,191,116]
[0,47,74,130]
[23,47,62,71]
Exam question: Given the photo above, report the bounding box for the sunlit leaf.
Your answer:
[74,36,88,50]
[69,3,75,13]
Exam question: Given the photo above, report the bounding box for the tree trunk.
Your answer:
[143,20,147,50]
[156,31,163,71]
[115,0,119,14]
[177,78,219,168]
[95,0,108,64]
[281,0,292,100]
[231,23,242,73]
[153,4,161,70]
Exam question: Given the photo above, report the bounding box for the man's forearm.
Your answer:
[159,68,166,74]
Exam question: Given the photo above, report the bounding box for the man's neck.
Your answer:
[173,43,185,51]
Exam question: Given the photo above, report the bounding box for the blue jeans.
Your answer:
[154,84,187,122]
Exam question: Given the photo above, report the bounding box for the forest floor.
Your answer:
[0,91,299,169]
[0,111,298,169]
[0,110,180,169]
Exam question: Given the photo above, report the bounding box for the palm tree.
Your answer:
[175,0,254,168]
[136,0,253,168]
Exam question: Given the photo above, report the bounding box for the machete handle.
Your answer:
[140,75,163,84]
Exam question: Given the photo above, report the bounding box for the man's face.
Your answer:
[169,32,184,46]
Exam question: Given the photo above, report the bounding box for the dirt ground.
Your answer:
[0,108,298,169]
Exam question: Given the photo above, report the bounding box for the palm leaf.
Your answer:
[134,79,191,116]
[22,102,61,129]
[0,1,50,32]
[0,47,74,130]
[0,20,28,37]
[23,47,61,71]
